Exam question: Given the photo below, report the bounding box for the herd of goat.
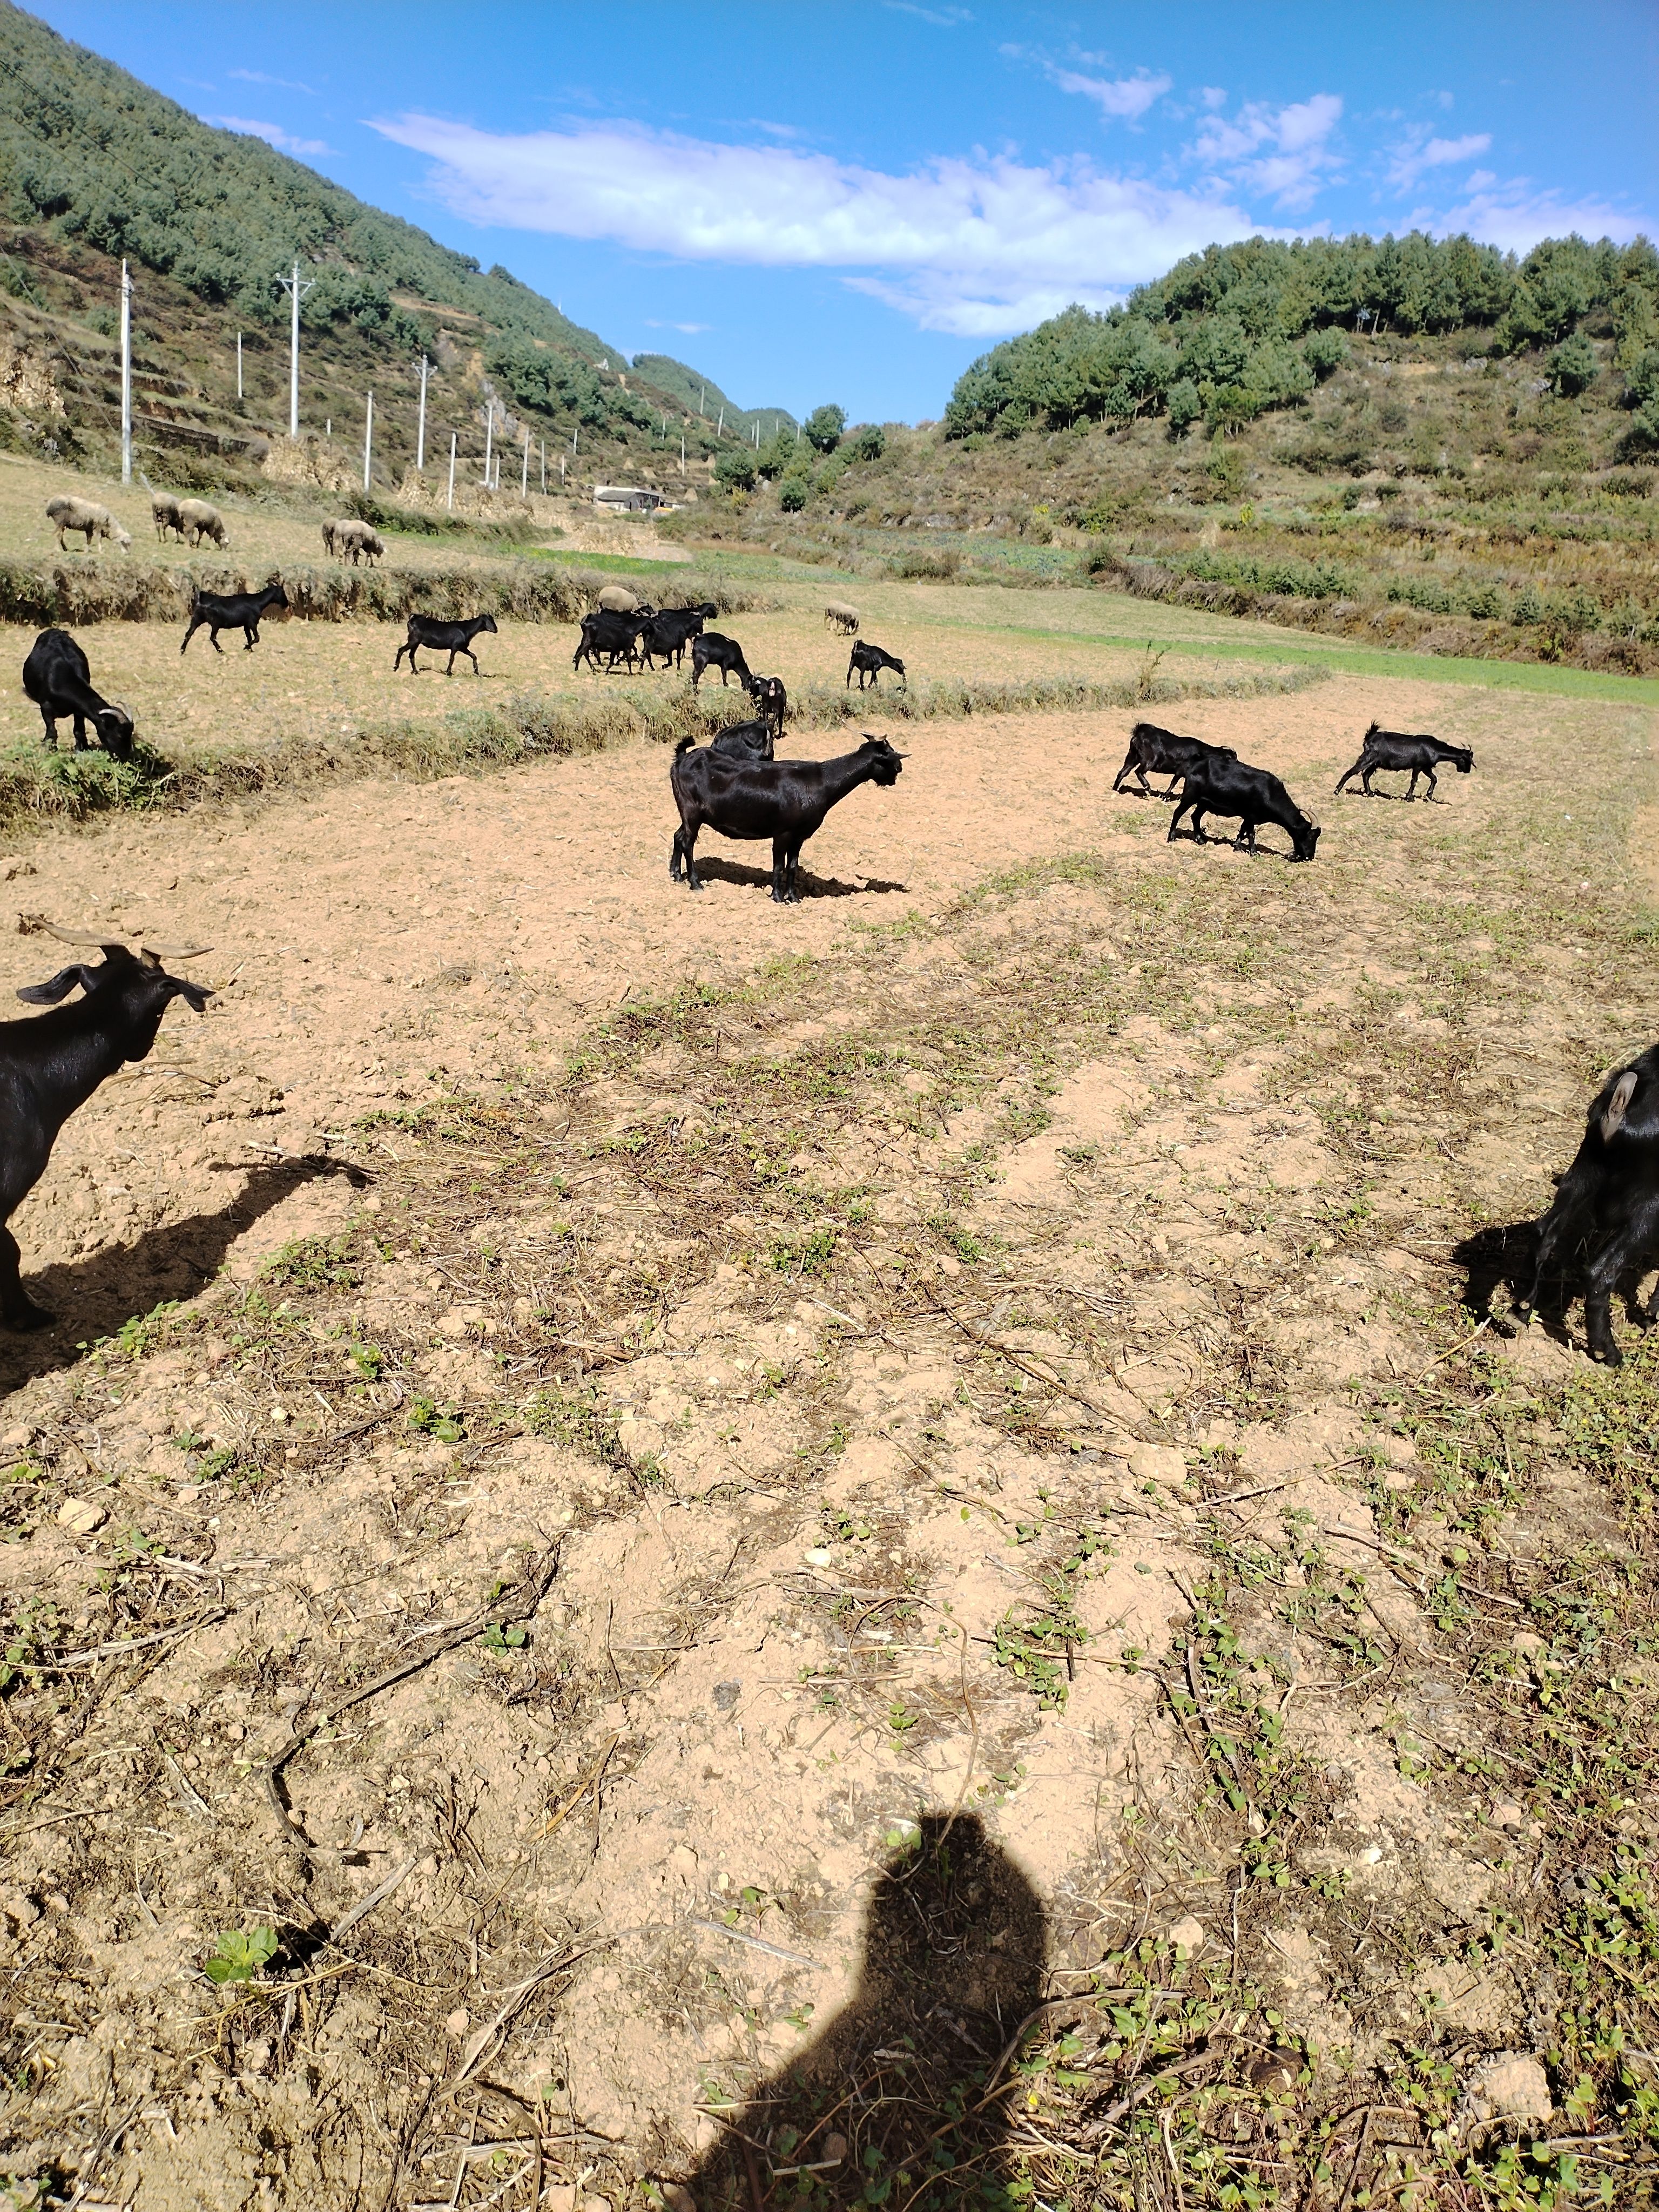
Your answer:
[6,500,1656,1368]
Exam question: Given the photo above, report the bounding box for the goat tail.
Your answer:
[674,734,697,757]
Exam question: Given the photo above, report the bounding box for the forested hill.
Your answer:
[0,1,791,453]
[945,231,1659,448]
[629,355,797,441]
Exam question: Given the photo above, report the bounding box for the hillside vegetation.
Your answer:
[689,232,1659,678]
[0,1,790,500]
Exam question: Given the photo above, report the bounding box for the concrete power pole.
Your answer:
[447,429,457,511]
[279,261,314,438]
[362,391,374,491]
[118,259,132,485]
[416,355,429,473]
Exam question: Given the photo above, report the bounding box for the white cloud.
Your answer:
[1421,178,1654,254]
[227,68,316,94]
[210,115,335,157]
[884,1,974,21]
[1385,130,1492,192]
[1191,92,1343,211]
[369,113,1264,336]
[1198,86,1227,110]
[1048,66,1171,121]
[643,320,712,333]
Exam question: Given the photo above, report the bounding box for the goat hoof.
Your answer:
[1589,1339,1623,1366]
[5,1303,55,1332]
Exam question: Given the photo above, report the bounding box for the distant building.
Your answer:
[594,485,670,512]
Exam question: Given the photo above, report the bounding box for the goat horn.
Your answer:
[21,916,124,948]
[143,943,213,961]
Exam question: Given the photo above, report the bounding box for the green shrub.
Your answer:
[1303,327,1350,380]
[846,422,886,461]
[713,448,757,493]
[802,403,846,454]
[778,478,807,512]
[1549,332,1599,397]
[1166,378,1201,435]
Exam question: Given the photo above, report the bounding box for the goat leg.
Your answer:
[1583,1214,1659,1365]
[0,1228,53,1331]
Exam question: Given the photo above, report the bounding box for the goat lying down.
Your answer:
[670,733,903,901]
[1523,1042,1659,1365]
[1,923,211,1329]
[1335,722,1474,800]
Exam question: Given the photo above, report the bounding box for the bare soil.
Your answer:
[0,669,1656,2211]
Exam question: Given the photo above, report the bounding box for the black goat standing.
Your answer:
[1524,1043,1659,1365]
[691,633,753,690]
[22,629,134,760]
[573,610,645,673]
[747,674,787,735]
[1113,720,1235,799]
[0,924,212,1330]
[1334,722,1475,801]
[670,734,903,901]
[180,582,289,655]
[393,612,499,676]
[1168,753,1320,862]
[847,640,905,690]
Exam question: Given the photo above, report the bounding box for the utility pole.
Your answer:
[362,390,373,491]
[416,355,428,473]
[118,259,132,485]
[482,400,493,486]
[540,437,546,493]
[447,429,456,511]
[279,260,314,438]
[717,406,724,437]
[235,332,242,400]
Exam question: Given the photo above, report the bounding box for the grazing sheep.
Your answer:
[333,520,385,567]
[670,732,904,902]
[597,584,650,615]
[45,497,132,554]
[1523,1043,1659,1366]
[177,498,228,549]
[151,491,185,542]
[824,601,860,635]
[1334,722,1475,801]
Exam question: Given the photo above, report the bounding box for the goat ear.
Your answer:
[172,979,214,1014]
[1601,1068,1640,1142]
[16,963,95,1006]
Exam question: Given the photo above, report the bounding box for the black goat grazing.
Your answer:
[1113,720,1235,799]
[22,629,134,760]
[709,719,774,761]
[573,609,645,673]
[1334,721,1475,801]
[636,608,705,671]
[1523,1043,1659,1365]
[180,581,288,655]
[394,612,499,676]
[1,923,212,1330]
[670,733,903,902]
[1169,753,1320,863]
[747,673,787,733]
[691,632,753,690]
[847,640,906,691]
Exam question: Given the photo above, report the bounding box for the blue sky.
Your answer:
[35,1,1659,424]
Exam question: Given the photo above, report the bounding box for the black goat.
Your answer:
[394,612,499,676]
[1,924,212,1330]
[691,632,753,690]
[1334,721,1475,801]
[747,673,787,733]
[1523,1043,1659,1365]
[670,733,903,902]
[636,608,705,671]
[180,581,288,655]
[1113,720,1235,799]
[1169,753,1320,863]
[709,719,775,761]
[847,640,906,691]
[22,629,134,760]
[573,610,645,673]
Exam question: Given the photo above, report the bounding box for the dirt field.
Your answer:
[1,666,1657,2210]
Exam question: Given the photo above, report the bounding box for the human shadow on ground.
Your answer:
[673,858,909,899]
[0,1154,364,1397]
[685,1814,1047,2212]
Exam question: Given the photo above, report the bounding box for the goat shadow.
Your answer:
[1454,1209,1659,1351]
[679,858,909,900]
[683,1813,1046,2212]
[0,1155,362,1398]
